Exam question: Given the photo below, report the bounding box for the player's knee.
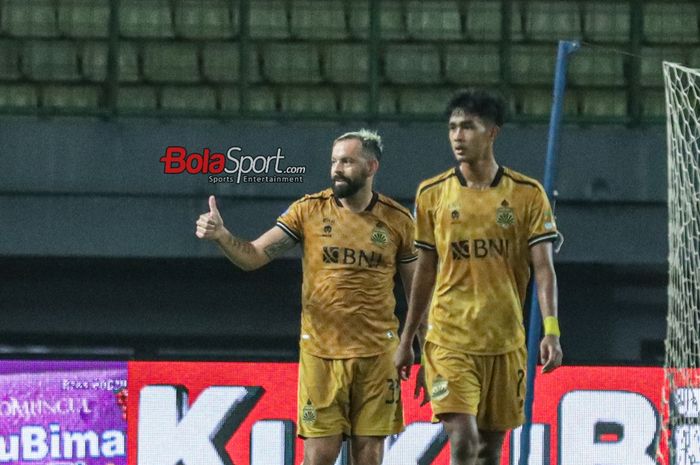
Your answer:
[351,437,384,465]
[476,431,506,465]
[351,447,382,465]
[441,414,479,463]
[449,431,479,463]
[476,446,502,465]
[303,439,343,465]
[303,449,339,465]
[452,441,479,463]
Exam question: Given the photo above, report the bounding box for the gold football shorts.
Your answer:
[424,341,527,431]
[297,349,404,438]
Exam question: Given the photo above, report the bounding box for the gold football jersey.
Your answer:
[277,189,417,358]
[415,166,558,355]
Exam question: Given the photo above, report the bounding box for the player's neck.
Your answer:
[459,157,499,190]
[339,185,374,212]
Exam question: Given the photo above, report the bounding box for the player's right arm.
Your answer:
[395,248,437,381]
[195,195,296,271]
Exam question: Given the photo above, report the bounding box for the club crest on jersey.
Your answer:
[496,200,515,228]
[448,203,461,223]
[371,222,389,247]
[322,217,334,237]
[302,399,317,423]
[431,376,449,401]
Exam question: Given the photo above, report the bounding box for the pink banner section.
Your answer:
[0,361,127,465]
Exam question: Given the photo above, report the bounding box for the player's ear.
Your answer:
[368,158,379,176]
[489,124,501,140]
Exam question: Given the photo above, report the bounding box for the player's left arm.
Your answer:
[531,241,563,374]
[398,260,416,309]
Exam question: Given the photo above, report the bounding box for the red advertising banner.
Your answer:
[127,362,682,465]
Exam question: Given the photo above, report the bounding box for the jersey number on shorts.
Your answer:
[517,369,525,398]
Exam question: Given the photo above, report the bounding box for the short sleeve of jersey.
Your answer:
[527,186,558,247]
[414,187,436,250]
[397,214,418,263]
[276,199,305,242]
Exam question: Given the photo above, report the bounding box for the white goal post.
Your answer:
[659,61,700,465]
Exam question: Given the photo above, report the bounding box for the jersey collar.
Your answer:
[454,165,504,188]
[333,191,379,211]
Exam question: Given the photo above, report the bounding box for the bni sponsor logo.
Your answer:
[159,146,306,184]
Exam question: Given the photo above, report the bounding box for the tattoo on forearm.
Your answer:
[263,236,295,260]
[229,236,255,255]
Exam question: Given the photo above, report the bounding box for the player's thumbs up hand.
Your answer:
[208,195,219,216]
[196,195,225,241]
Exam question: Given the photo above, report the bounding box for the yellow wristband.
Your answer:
[543,316,560,337]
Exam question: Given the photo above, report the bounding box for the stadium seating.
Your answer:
[161,86,218,111]
[23,41,80,81]
[120,0,174,38]
[523,1,581,42]
[117,86,158,111]
[280,87,337,113]
[517,88,577,117]
[444,44,500,84]
[640,47,687,87]
[0,40,21,80]
[348,0,407,40]
[202,43,261,83]
[643,2,699,44]
[220,86,278,113]
[81,42,140,82]
[339,88,369,114]
[250,1,290,39]
[406,0,462,40]
[0,0,697,120]
[290,0,348,40]
[143,43,200,83]
[174,0,238,39]
[252,86,279,112]
[399,87,455,114]
[0,85,37,108]
[569,50,626,86]
[1,0,58,37]
[641,89,666,118]
[510,44,557,84]
[324,44,370,84]
[690,48,700,69]
[262,43,322,83]
[465,0,502,41]
[579,90,627,117]
[583,2,630,43]
[339,88,398,114]
[58,0,110,38]
[384,44,441,84]
[43,85,101,109]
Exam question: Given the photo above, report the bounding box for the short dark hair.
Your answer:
[445,89,505,127]
[334,129,383,161]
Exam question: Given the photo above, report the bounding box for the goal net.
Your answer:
[659,61,700,465]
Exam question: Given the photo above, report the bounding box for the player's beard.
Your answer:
[331,173,367,198]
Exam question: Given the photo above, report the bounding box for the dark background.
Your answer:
[0,121,669,365]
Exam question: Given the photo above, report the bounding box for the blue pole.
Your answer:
[518,40,579,465]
